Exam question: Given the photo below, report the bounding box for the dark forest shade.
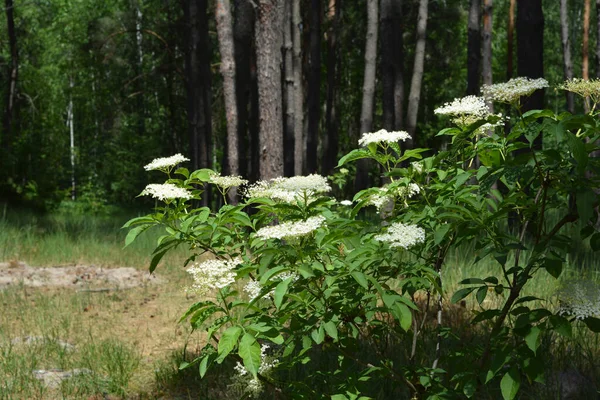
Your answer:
[517,0,544,113]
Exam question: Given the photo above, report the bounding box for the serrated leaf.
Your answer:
[311,325,325,344]
[323,321,338,340]
[238,333,261,377]
[525,326,542,354]
[217,326,242,362]
[434,224,451,245]
[476,286,488,305]
[124,225,150,248]
[451,287,476,304]
[199,353,216,378]
[500,367,521,400]
[337,149,372,167]
[351,271,369,289]
[274,277,293,310]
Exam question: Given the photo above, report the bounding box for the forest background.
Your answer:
[0,0,595,210]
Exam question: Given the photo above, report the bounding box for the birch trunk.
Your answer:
[68,78,75,201]
[406,0,429,144]
[560,0,575,113]
[256,0,285,179]
[355,0,378,191]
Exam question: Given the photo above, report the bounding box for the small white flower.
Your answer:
[556,280,600,320]
[434,95,490,118]
[340,200,353,206]
[411,162,423,174]
[374,222,425,249]
[144,154,189,171]
[141,183,192,201]
[246,175,331,203]
[186,258,241,295]
[255,216,326,240]
[244,279,263,300]
[209,173,249,189]
[230,344,279,398]
[482,77,549,104]
[358,129,411,147]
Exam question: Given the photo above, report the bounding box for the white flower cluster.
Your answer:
[434,95,489,118]
[558,78,600,104]
[243,272,299,300]
[144,153,189,171]
[482,77,549,104]
[186,258,241,295]
[367,184,420,212]
[339,200,353,206]
[209,173,248,189]
[374,222,425,249]
[411,162,424,174]
[141,183,192,201]
[367,188,394,211]
[556,280,600,320]
[231,344,279,398]
[255,216,326,240]
[246,175,331,203]
[358,129,411,147]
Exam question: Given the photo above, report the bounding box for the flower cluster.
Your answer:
[358,129,411,147]
[246,175,331,203]
[144,154,189,172]
[141,183,192,201]
[556,280,600,320]
[230,344,279,398]
[186,258,241,295]
[411,161,423,174]
[374,222,425,249]
[434,95,491,126]
[558,78,600,105]
[255,216,326,240]
[339,200,353,206]
[243,271,299,300]
[482,77,549,104]
[209,173,248,189]
[367,184,420,212]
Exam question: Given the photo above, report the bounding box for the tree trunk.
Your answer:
[584,0,591,112]
[68,78,76,201]
[596,0,600,78]
[134,0,145,137]
[355,0,378,191]
[306,0,321,173]
[255,0,285,180]
[183,0,212,179]
[517,0,544,147]
[406,0,429,143]
[507,0,515,79]
[292,0,304,176]
[3,0,18,150]
[282,0,295,176]
[381,0,404,129]
[322,0,341,176]
[467,0,481,95]
[482,0,493,112]
[216,0,239,190]
[560,0,575,113]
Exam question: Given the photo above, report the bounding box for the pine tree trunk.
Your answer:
[584,0,591,112]
[406,0,429,143]
[256,0,285,180]
[183,0,212,181]
[322,0,341,176]
[292,0,304,176]
[560,0,575,113]
[507,0,515,79]
[355,0,378,191]
[596,0,600,78]
[381,0,404,129]
[3,0,18,150]
[467,0,481,96]
[482,0,493,112]
[216,0,239,181]
[306,0,321,173]
[282,0,295,176]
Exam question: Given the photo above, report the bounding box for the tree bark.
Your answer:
[355,0,379,191]
[507,0,515,79]
[467,0,481,96]
[282,0,295,176]
[381,0,404,129]
[517,0,544,145]
[306,0,321,173]
[3,0,19,150]
[183,0,212,178]
[584,0,591,112]
[292,0,304,176]
[255,0,285,180]
[68,78,76,201]
[560,0,575,113]
[482,0,493,112]
[596,0,600,78]
[406,0,428,143]
[216,0,239,186]
[322,0,341,176]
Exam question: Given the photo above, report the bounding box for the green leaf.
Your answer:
[323,321,338,340]
[393,303,412,332]
[459,278,486,285]
[544,257,563,279]
[500,366,521,400]
[565,131,588,173]
[590,232,600,252]
[337,149,372,167]
[239,333,261,378]
[583,317,600,332]
[217,326,242,363]
[577,188,596,224]
[311,325,325,344]
[549,315,572,338]
[476,286,488,305]
[124,224,150,248]
[274,277,293,310]
[451,287,476,304]
[199,352,217,378]
[434,224,451,245]
[525,326,542,354]
[351,271,369,289]
[189,168,214,182]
